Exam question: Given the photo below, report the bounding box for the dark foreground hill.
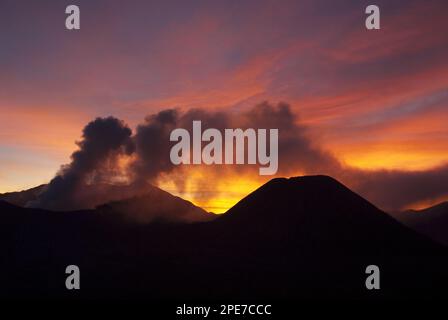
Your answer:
[396,201,448,246]
[1,176,447,300]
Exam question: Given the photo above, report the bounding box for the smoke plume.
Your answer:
[30,102,448,213]
[30,117,133,210]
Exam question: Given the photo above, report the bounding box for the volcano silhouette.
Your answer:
[217,176,439,252]
[1,175,447,300]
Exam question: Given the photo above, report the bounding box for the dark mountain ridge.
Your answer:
[0,182,212,224]
[0,184,46,207]
[218,176,439,254]
[0,175,447,300]
[396,201,448,246]
[96,187,214,224]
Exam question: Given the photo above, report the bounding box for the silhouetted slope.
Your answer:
[0,176,447,300]
[97,187,215,224]
[397,201,448,246]
[28,182,174,211]
[0,184,46,206]
[0,182,212,224]
[218,176,438,253]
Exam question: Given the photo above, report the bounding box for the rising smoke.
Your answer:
[29,117,133,210]
[30,102,448,213]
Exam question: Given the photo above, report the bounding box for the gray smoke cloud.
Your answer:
[29,102,448,213]
[132,109,179,183]
[30,117,133,210]
[132,102,448,212]
[133,102,338,179]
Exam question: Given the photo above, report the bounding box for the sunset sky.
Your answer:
[1,0,447,212]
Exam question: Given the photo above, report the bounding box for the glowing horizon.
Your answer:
[1,0,447,212]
